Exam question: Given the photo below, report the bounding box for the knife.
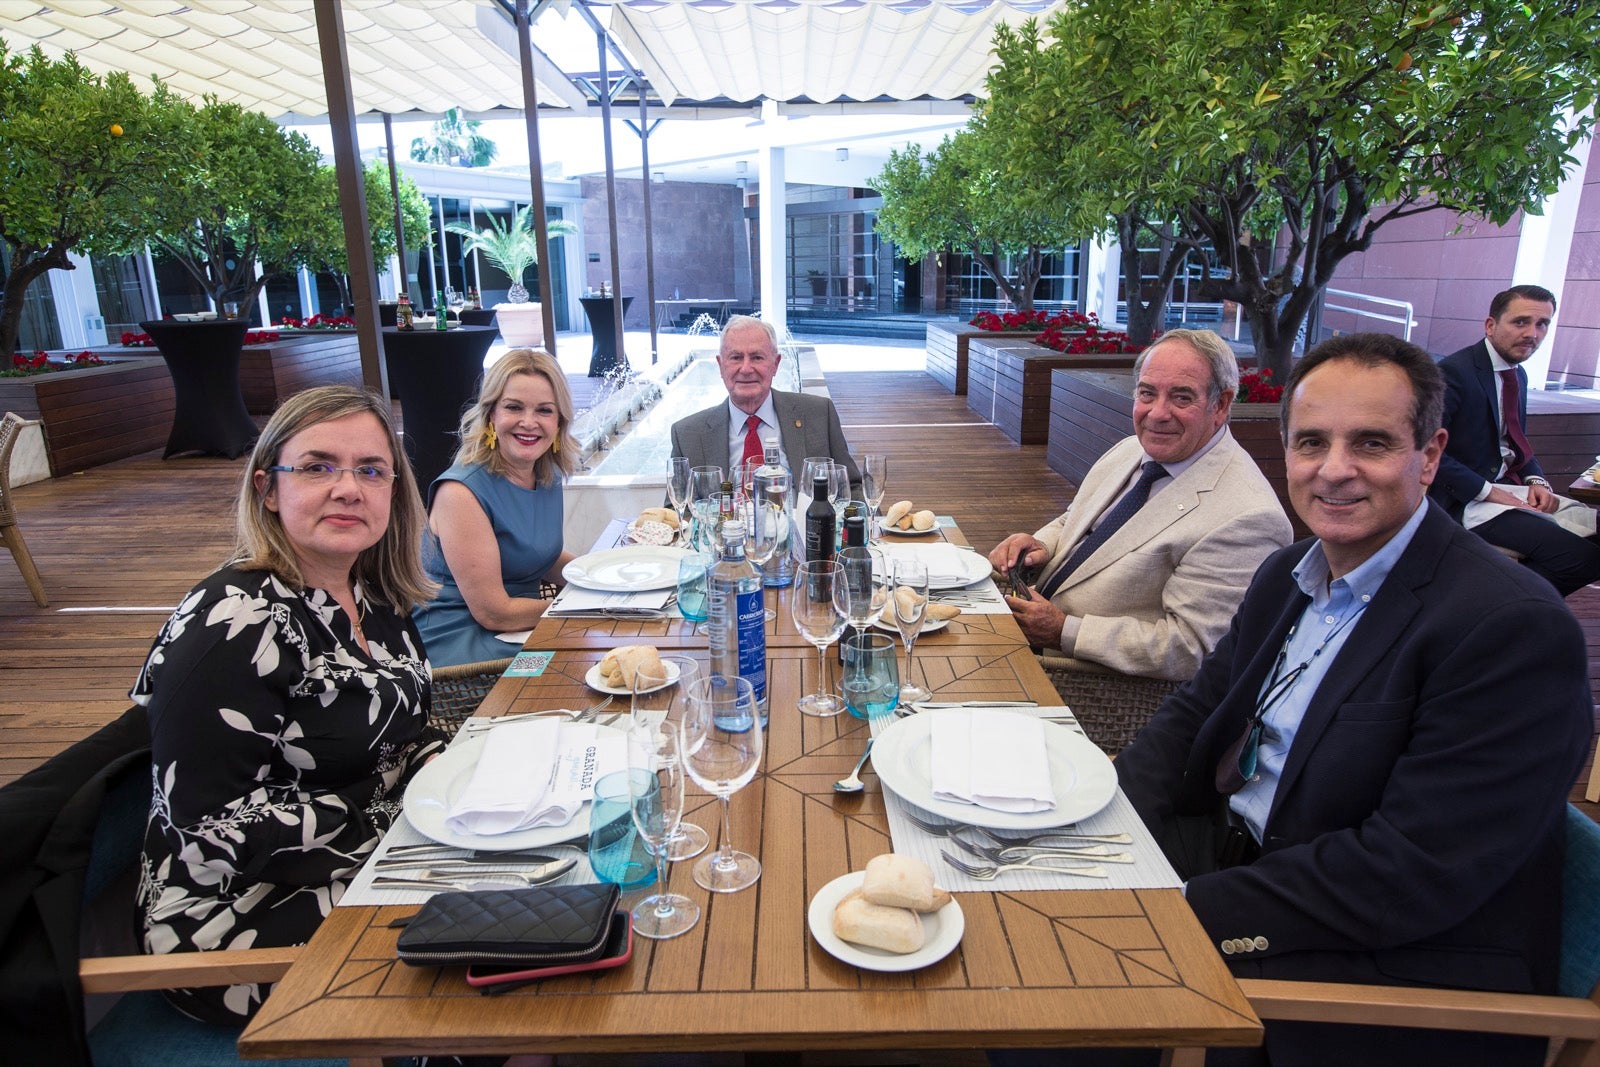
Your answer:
[910,700,1039,709]
[373,849,562,871]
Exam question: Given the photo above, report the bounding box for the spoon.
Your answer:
[834,740,874,793]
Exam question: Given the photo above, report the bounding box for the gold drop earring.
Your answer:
[483,424,498,450]
[552,434,560,454]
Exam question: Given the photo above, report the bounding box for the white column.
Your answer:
[297,266,317,318]
[1514,110,1590,389]
[46,258,88,348]
[758,100,788,338]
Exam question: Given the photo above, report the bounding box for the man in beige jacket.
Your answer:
[989,329,1292,681]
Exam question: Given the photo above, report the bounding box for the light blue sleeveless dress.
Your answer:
[414,462,564,667]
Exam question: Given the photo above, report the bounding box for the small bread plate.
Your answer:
[874,616,950,636]
[584,659,680,696]
[564,546,691,591]
[880,522,941,538]
[626,519,677,547]
[403,729,621,851]
[872,709,1117,829]
[808,871,964,972]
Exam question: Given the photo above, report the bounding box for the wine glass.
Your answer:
[744,471,790,621]
[828,462,851,546]
[445,286,464,315]
[677,550,712,634]
[667,456,692,532]
[683,675,763,893]
[626,720,701,940]
[861,454,888,541]
[792,560,847,717]
[891,559,931,702]
[690,465,723,551]
[800,456,832,543]
[632,656,710,860]
[839,543,886,658]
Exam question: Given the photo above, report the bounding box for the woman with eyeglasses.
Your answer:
[132,385,446,1024]
[412,348,576,667]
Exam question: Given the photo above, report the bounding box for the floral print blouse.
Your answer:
[131,565,446,1024]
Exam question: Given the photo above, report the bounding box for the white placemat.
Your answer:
[870,707,1181,892]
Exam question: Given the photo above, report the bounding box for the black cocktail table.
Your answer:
[382,325,499,493]
[140,319,258,460]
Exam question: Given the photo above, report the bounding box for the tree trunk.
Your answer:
[0,245,71,357]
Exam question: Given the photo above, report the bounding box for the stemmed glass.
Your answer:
[800,456,832,541]
[792,559,848,717]
[626,721,700,939]
[861,454,888,541]
[677,551,712,634]
[891,559,931,703]
[828,462,852,546]
[445,286,464,316]
[683,675,764,893]
[690,465,723,551]
[743,471,790,621]
[632,656,710,860]
[667,456,692,533]
[839,543,886,659]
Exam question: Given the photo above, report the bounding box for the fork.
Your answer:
[964,840,1136,864]
[461,695,613,733]
[371,864,572,891]
[941,851,1108,880]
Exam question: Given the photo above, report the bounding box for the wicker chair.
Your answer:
[429,657,514,739]
[0,412,48,607]
[1037,652,1181,755]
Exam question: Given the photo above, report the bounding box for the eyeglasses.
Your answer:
[266,463,396,486]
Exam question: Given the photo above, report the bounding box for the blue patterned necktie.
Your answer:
[1036,461,1168,599]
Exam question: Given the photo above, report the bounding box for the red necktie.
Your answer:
[1499,368,1532,484]
[741,414,765,470]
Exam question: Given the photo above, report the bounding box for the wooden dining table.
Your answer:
[238,525,1261,1065]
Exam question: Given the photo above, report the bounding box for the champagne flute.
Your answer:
[667,456,692,534]
[690,465,723,551]
[861,454,888,542]
[683,675,763,893]
[743,471,789,621]
[891,559,931,702]
[792,560,847,717]
[828,462,851,548]
[627,720,700,939]
[632,656,710,860]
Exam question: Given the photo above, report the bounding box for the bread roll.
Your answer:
[893,586,923,617]
[862,853,937,911]
[928,886,953,912]
[911,510,937,532]
[599,645,662,690]
[638,506,680,529]
[884,500,914,529]
[924,603,961,622]
[832,889,925,954]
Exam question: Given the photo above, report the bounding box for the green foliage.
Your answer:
[870,123,1080,311]
[446,207,577,303]
[410,108,498,168]
[140,98,325,308]
[0,42,192,354]
[979,0,1600,374]
[300,161,432,277]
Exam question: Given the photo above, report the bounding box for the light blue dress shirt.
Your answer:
[1228,499,1430,841]
[724,396,784,473]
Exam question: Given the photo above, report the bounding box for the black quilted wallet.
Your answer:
[395,883,621,967]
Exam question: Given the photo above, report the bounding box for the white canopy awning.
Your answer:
[607,0,1064,107]
[0,1,585,117]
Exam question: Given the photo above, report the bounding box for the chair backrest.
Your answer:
[429,657,513,738]
[0,411,24,524]
[1561,804,1600,999]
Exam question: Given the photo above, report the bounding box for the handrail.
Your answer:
[1322,287,1417,340]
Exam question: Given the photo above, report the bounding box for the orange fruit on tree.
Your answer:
[110,123,123,136]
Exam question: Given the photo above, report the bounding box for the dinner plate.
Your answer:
[563,546,691,591]
[872,710,1116,829]
[584,659,680,696]
[807,871,964,972]
[403,729,620,851]
[873,616,950,636]
[875,543,991,589]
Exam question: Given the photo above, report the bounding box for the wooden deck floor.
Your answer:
[3,367,1596,819]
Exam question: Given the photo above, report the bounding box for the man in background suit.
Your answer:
[670,315,861,492]
[989,329,1292,681]
[1116,333,1590,1065]
[1429,284,1600,595]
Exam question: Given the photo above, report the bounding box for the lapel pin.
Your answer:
[794,420,803,428]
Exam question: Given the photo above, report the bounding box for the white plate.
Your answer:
[626,520,677,546]
[876,543,991,589]
[873,616,950,636]
[563,546,692,591]
[584,659,680,696]
[872,710,1116,829]
[402,730,619,851]
[808,871,964,972]
[880,522,942,538]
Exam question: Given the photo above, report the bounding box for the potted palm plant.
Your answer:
[446,207,577,347]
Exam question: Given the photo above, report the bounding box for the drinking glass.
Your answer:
[800,456,833,546]
[683,675,763,893]
[677,550,712,632]
[842,632,900,720]
[732,461,758,504]
[828,462,852,547]
[839,544,885,649]
[626,723,700,939]
[667,456,692,530]
[689,465,723,550]
[792,560,848,717]
[588,771,657,889]
[744,472,790,621]
[892,559,931,702]
[632,656,710,860]
[861,454,889,541]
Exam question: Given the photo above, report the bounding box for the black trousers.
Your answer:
[1474,509,1600,596]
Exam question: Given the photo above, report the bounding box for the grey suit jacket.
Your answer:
[669,390,862,495]
[1034,430,1292,680]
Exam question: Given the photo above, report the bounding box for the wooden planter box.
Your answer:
[0,354,174,476]
[239,332,363,415]
[924,321,1044,395]
[968,337,1139,445]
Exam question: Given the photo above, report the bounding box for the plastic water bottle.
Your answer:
[707,520,768,728]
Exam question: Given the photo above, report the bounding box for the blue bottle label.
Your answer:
[734,587,766,704]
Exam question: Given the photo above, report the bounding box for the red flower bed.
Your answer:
[1236,367,1283,403]
[122,329,281,347]
[1036,321,1144,354]
[969,308,1100,332]
[2,350,106,377]
[278,313,355,329]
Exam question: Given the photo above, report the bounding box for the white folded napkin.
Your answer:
[929,709,1056,813]
[445,719,625,836]
[546,585,672,617]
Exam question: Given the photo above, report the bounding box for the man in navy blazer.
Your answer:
[1117,333,1591,1066]
[1429,284,1600,595]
